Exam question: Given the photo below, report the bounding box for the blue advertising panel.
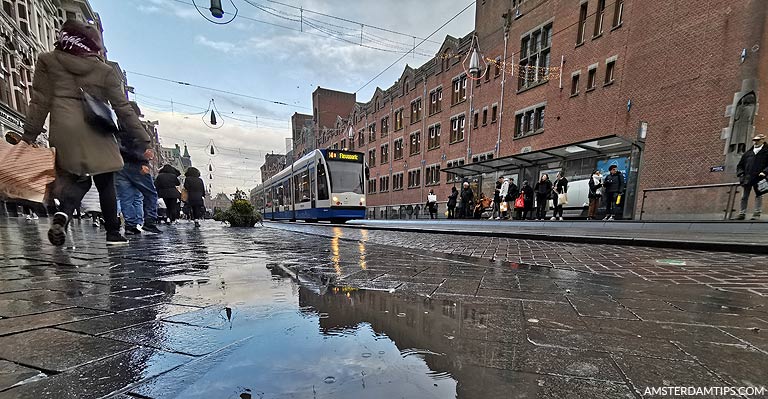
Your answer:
[597,157,629,182]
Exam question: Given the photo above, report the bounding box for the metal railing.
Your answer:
[639,182,741,221]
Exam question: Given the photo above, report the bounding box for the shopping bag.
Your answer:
[500,201,508,212]
[0,141,55,203]
[757,179,768,196]
[557,193,568,205]
[616,194,622,205]
[180,188,189,202]
[514,194,525,209]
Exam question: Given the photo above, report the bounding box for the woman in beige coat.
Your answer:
[22,20,150,246]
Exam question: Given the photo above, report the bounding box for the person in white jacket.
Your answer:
[80,185,102,227]
[498,177,510,220]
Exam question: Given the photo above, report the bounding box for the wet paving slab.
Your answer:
[0,218,766,398]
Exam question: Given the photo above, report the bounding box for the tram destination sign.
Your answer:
[327,150,363,162]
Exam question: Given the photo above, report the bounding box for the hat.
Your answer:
[608,165,618,171]
[753,134,766,141]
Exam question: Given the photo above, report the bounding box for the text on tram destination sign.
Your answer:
[327,151,363,162]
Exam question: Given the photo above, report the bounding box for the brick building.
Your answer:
[291,112,313,158]
[312,0,766,220]
[260,152,287,183]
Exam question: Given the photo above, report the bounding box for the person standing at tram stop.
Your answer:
[490,176,503,220]
[460,181,474,219]
[426,189,438,219]
[603,165,625,220]
[587,170,603,220]
[736,133,768,220]
[518,180,535,220]
[534,174,552,220]
[551,172,569,221]
[21,19,151,246]
[447,186,458,219]
[183,167,206,227]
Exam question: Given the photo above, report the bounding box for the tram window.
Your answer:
[300,172,311,202]
[317,162,330,200]
[283,181,292,206]
[276,186,283,206]
[328,161,365,194]
[266,188,273,207]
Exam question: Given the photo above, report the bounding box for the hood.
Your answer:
[160,165,181,176]
[185,167,201,178]
[55,50,102,76]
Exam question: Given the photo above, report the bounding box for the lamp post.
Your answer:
[347,126,355,150]
[210,0,224,18]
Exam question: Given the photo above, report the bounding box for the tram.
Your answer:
[255,149,366,223]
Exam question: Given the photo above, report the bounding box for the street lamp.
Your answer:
[210,0,224,18]
[468,47,481,77]
[347,126,355,149]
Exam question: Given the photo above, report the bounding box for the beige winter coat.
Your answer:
[22,50,149,176]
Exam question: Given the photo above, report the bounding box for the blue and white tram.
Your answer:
[256,149,366,222]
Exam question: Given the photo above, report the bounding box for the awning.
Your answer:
[443,135,637,177]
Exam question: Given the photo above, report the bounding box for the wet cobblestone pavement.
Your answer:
[0,217,766,398]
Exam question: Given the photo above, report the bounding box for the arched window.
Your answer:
[402,77,409,96]
[443,49,452,71]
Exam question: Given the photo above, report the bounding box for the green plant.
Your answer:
[221,199,263,227]
[212,208,225,222]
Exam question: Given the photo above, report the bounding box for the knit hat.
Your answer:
[55,19,103,57]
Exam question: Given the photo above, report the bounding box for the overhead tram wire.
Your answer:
[125,71,310,110]
[355,1,476,94]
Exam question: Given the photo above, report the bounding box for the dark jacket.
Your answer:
[534,180,552,196]
[184,167,205,206]
[23,51,150,175]
[155,165,181,199]
[493,180,503,203]
[603,171,624,194]
[447,189,458,208]
[505,182,519,201]
[737,146,768,186]
[588,175,603,199]
[460,187,474,205]
[117,132,148,166]
[554,177,568,194]
[521,184,534,210]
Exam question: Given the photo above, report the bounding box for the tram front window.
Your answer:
[328,161,364,194]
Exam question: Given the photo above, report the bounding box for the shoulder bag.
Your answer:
[81,88,119,133]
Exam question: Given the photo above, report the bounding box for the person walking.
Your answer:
[490,176,503,220]
[736,134,768,220]
[603,165,624,220]
[447,186,458,219]
[460,181,474,219]
[115,134,162,235]
[155,165,182,224]
[184,167,206,227]
[533,174,552,220]
[551,172,568,221]
[22,20,151,246]
[587,170,603,220]
[426,189,438,219]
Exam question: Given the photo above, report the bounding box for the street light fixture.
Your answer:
[468,47,481,77]
[210,0,224,18]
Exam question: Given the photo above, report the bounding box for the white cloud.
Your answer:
[136,0,199,20]
[195,35,239,54]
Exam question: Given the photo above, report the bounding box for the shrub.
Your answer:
[221,200,263,227]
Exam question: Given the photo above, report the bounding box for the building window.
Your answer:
[407,169,421,188]
[443,49,452,72]
[379,176,390,192]
[446,159,465,182]
[613,0,624,27]
[381,116,389,137]
[429,88,442,115]
[605,59,616,84]
[368,179,377,194]
[491,104,498,123]
[368,123,376,142]
[2,1,13,18]
[428,124,441,150]
[368,149,376,166]
[426,164,441,186]
[409,131,421,156]
[410,98,422,124]
[393,173,404,191]
[332,143,339,150]
[484,64,491,82]
[340,139,346,149]
[514,104,546,138]
[482,107,488,126]
[471,152,494,163]
[402,77,409,96]
[450,114,466,143]
[394,138,404,160]
[587,67,597,90]
[473,111,479,129]
[518,23,552,90]
[358,129,365,147]
[571,73,580,96]
[594,0,606,37]
[381,143,389,163]
[451,75,467,105]
[394,109,404,130]
[577,2,588,45]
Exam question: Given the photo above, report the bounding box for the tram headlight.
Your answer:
[332,196,339,202]
[360,197,365,203]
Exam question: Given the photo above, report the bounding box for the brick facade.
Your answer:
[304,0,766,219]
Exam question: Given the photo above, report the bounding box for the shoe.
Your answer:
[603,216,610,220]
[559,217,564,221]
[550,217,557,221]
[750,214,761,221]
[495,217,501,220]
[106,232,129,246]
[735,214,746,220]
[25,215,32,221]
[194,221,200,227]
[92,220,100,227]
[47,212,68,246]
[608,216,615,221]
[125,226,141,235]
[142,224,163,235]
[32,214,39,220]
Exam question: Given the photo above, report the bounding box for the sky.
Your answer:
[89,0,476,195]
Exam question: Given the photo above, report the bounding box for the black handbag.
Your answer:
[80,88,119,133]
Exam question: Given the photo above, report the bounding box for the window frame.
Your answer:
[577,2,588,45]
[410,97,423,124]
[409,131,421,156]
[427,123,441,150]
[518,22,553,91]
[393,138,404,160]
[429,87,443,115]
[513,102,547,138]
[450,114,466,144]
[612,0,624,28]
[587,64,598,91]
[594,0,606,37]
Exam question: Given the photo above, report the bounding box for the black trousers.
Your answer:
[535,194,549,220]
[55,170,119,233]
[605,192,620,217]
[447,206,455,219]
[164,198,179,222]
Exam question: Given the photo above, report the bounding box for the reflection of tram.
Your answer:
[255,149,366,223]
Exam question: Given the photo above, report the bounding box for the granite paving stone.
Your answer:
[0,360,42,392]
[0,308,109,336]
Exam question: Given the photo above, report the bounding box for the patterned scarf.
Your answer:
[54,23,101,57]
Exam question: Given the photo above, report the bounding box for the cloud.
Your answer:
[136,0,199,20]
[143,108,290,193]
[195,35,239,54]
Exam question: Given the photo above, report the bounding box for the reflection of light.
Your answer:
[359,230,368,270]
[331,227,342,276]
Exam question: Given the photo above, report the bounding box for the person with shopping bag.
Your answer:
[21,20,151,246]
[551,172,568,221]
